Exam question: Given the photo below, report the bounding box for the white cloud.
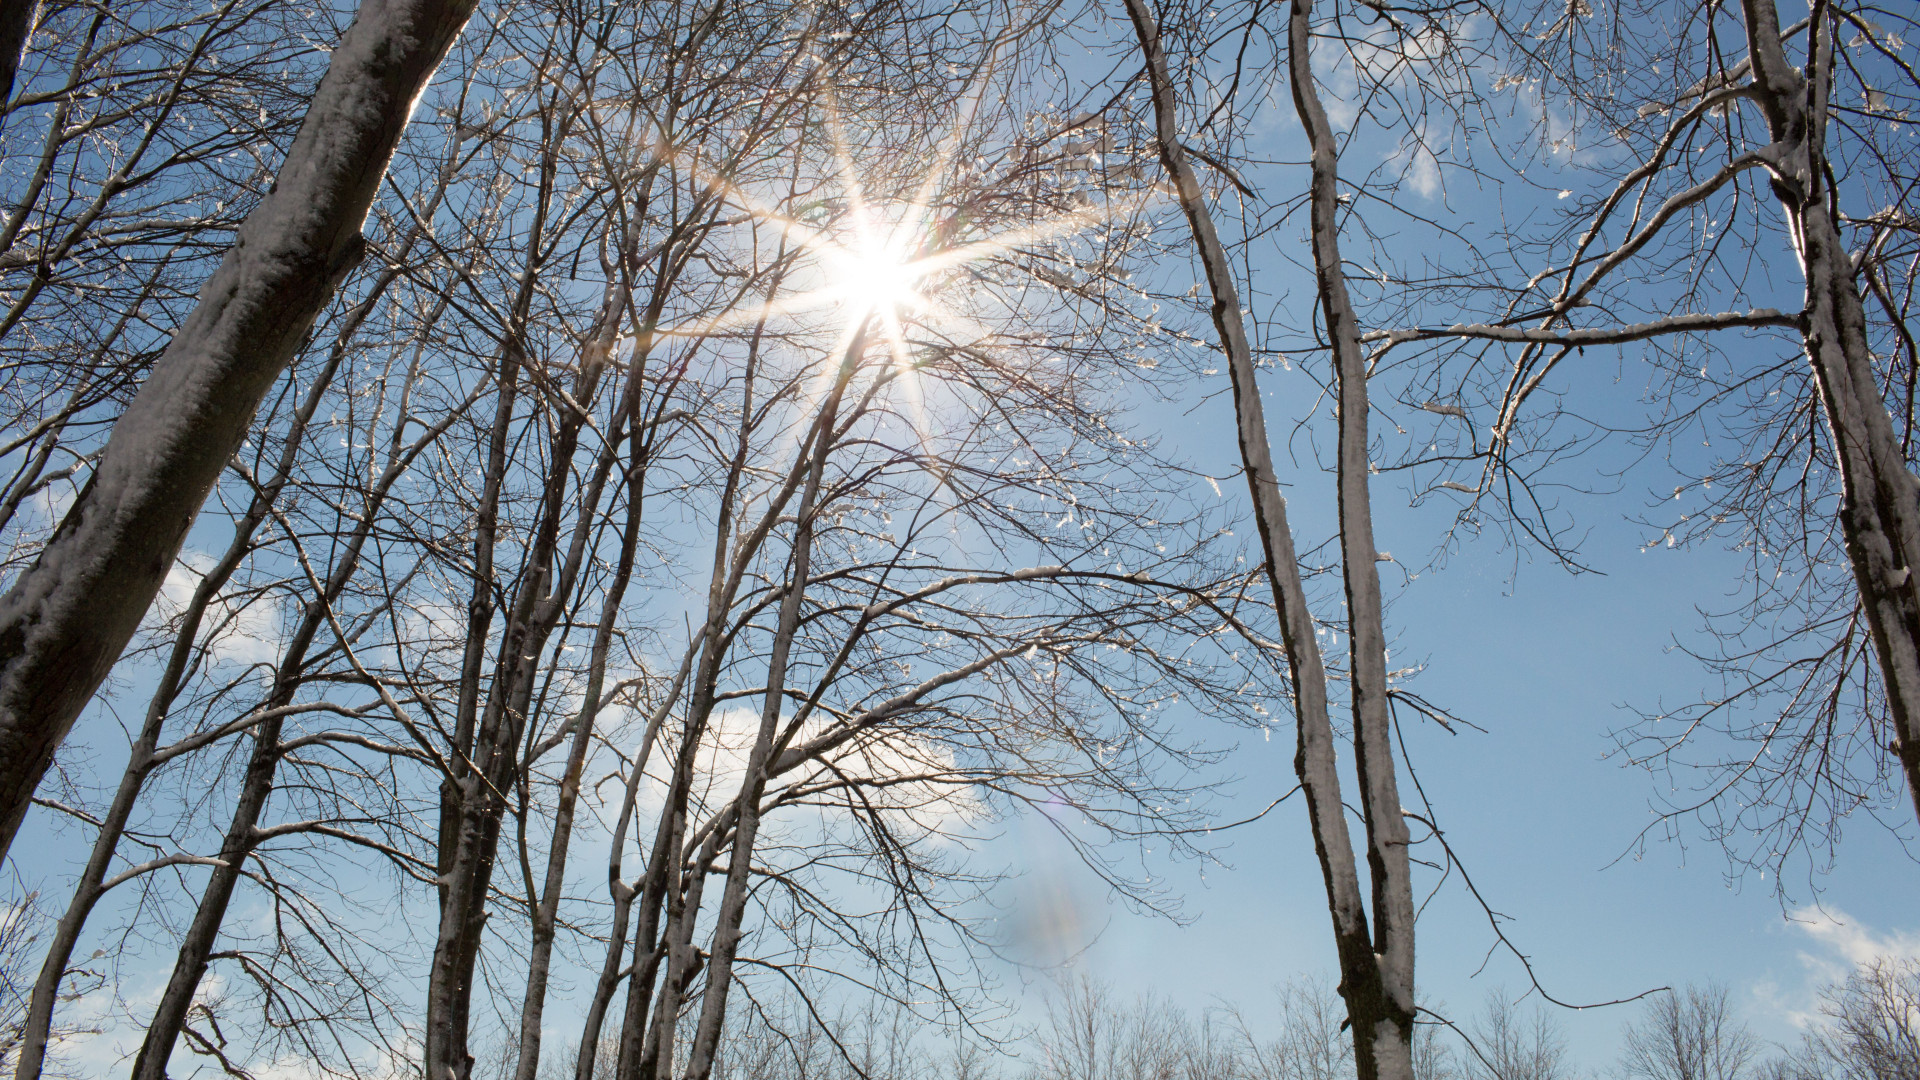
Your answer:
[1753,907,1920,1029]
[399,596,465,651]
[1385,133,1444,200]
[143,549,283,669]
[633,706,983,843]
[1793,906,1920,977]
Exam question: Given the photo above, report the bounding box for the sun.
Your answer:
[819,217,932,320]
[642,90,1150,356]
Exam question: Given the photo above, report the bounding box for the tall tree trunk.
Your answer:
[127,340,456,1080]
[1289,0,1417,1067]
[426,334,519,1080]
[427,257,627,1080]
[589,510,730,1080]
[612,740,698,1080]
[0,0,477,863]
[1122,0,1414,1075]
[1743,0,1920,825]
[637,810,726,1080]
[426,60,585,1072]
[511,264,656,1080]
[571,681,682,1080]
[0,0,35,117]
[680,329,864,1080]
[613,327,850,1080]
[578,317,768,1080]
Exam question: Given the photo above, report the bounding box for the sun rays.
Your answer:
[613,37,1170,499]
[817,224,931,322]
[643,78,1158,383]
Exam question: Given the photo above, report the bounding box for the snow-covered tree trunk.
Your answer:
[1744,0,1920,824]
[428,246,632,1080]
[0,0,36,114]
[0,0,477,863]
[1122,0,1416,1075]
[510,269,646,1080]
[1286,0,1417,1071]
[679,337,862,1080]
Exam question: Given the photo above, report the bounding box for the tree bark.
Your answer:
[0,0,35,116]
[0,0,476,864]
[679,329,865,1080]
[511,266,654,1080]
[1742,0,1920,826]
[1121,0,1415,1075]
[425,331,521,1080]
[1287,0,1417,1067]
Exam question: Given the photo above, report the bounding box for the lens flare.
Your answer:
[821,228,930,320]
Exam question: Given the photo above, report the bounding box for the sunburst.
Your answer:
[817,211,933,323]
[647,48,1162,401]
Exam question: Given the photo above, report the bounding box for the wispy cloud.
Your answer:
[1753,907,1920,1029]
[1791,906,1920,989]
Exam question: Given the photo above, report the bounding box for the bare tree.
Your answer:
[1738,1,1920,828]
[1617,985,1762,1080]
[1120,0,1454,1071]
[1805,958,1920,1080]
[0,0,477,863]
[1231,978,1355,1080]
[1462,995,1569,1080]
[1038,977,1285,1080]
[1373,0,1920,886]
[2,2,1790,1079]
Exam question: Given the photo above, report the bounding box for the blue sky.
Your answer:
[11,4,1917,1074]
[982,375,1920,1066]
[976,7,1920,1064]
